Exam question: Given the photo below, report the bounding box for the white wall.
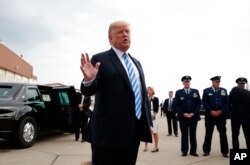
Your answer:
[0,68,36,83]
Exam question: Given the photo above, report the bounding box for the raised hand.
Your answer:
[80,53,100,81]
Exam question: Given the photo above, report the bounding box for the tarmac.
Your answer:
[0,115,246,165]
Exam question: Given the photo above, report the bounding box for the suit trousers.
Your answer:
[179,119,198,154]
[91,118,144,165]
[203,116,229,154]
[91,140,140,165]
[231,111,250,149]
[166,111,178,135]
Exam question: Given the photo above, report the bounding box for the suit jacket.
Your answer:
[175,88,201,122]
[229,87,250,113]
[163,98,176,114]
[81,48,152,147]
[82,96,92,117]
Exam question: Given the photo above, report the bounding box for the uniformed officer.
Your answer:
[229,77,250,149]
[175,75,201,157]
[202,76,229,158]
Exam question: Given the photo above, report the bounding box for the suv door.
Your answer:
[51,86,79,132]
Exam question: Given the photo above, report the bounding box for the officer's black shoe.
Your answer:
[203,152,209,156]
[190,153,199,157]
[181,153,187,156]
[222,154,229,158]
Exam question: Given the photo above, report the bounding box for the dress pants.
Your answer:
[203,116,229,154]
[231,111,250,149]
[91,117,146,165]
[179,119,198,154]
[166,111,178,135]
[91,140,140,165]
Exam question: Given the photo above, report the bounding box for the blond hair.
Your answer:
[147,86,155,95]
[108,20,130,37]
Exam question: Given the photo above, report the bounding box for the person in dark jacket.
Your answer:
[75,93,91,142]
[163,90,178,137]
[202,76,229,158]
[229,77,250,149]
[80,20,152,165]
[143,86,159,152]
[175,75,201,157]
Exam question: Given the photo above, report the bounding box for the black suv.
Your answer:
[0,83,79,148]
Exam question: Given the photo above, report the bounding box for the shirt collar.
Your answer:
[112,47,129,59]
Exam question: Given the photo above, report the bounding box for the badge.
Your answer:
[208,93,213,96]
[221,90,226,96]
[180,97,184,100]
[193,93,198,98]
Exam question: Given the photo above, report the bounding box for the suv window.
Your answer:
[58,91,70,105]
[27,88,41,102]
[42,93,52,102]
[0,85,12,98]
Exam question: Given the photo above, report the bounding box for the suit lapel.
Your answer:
[107,49,132,89]
[107,49,147,98]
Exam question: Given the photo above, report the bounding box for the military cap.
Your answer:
[181,75,192,82]
[236,77,248,84]
[210,76,221,82]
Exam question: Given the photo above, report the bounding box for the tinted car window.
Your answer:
[58,91,70,105]
[0,85,12,98]
[27,88,41,102]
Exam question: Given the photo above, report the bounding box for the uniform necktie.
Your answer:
[123,53,142,119]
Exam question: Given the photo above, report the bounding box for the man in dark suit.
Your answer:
[75,93,92,142]
[80,20,152,165]
[163,90,178,137]
[229,77,250,149]
[202,76,229,158]
[175,76,201,157]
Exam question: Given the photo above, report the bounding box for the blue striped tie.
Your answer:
[123,53,142,119]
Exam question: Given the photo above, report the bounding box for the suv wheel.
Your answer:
[16,116,37,148]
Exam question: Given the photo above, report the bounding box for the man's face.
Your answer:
[237,83,246,89]
[212,81,220,88]
[169,91,173,97]
[183,80,190,88]
[109,24,131,52]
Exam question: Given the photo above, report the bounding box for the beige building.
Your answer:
[0,43,37,83]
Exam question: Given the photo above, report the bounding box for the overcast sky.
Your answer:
[0,0,249,100]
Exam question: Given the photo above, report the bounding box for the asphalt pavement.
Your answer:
[0,115,246,165]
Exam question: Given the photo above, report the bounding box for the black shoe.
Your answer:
[81,139,85,142]
[75,138,79,141]
[222,154,229,158]
[203,152,209,156]
[167,134,172,136]
[175,134,178,137]
[181,153,187,156]
[151,148,159,152]
[190,153,199,157]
